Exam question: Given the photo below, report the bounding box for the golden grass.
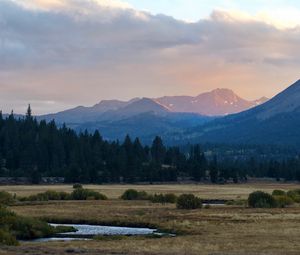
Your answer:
[5,199,300,255]
[1,183,300,254]
[1,182,299,199]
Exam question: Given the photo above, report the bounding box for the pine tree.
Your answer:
[151,136,166,165]
[26,104,32,119]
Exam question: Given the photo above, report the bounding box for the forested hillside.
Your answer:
[0,106,299,184]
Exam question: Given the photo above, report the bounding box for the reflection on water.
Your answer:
[31,223,159,242]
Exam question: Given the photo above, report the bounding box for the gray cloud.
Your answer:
[0,1,300,114]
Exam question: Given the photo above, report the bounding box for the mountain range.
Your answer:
[4,80,300,146]
[175,80,300,146]
[42,88,267,123]
[38,88,266,142]
[156,88,268,116]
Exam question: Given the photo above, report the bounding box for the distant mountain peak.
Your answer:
[182,79,300,145]
[40,87,268,126]
[210,88,235,94]
[122,97,170,114]
[156,88,265,116]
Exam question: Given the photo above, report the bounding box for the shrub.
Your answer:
[136,191,150,200]
[150,194,164,203]
[287,190,300,203]
[121,189,138,200]
[0,191,14,205]
[150,193,177,204]
[21,191,71,201]
[0,229,18,246]
[176,194,202,210]
[73,183,83,189]
[58,192,71,200]
[274,195,294,208]
[164,193,178,203]
[19,189,105,202]
[44,191,62,200]
[120,189,150,200]
[272,190,286,196]
[248,191,277,208]
[11,216,55,240]
[0,206,59,245]
[26,193,49,201]
[71,188,107,200]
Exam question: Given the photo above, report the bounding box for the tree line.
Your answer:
[0,106,299,183]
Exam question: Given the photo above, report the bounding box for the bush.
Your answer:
[19,189,106,202]
[287,189,300,203]
[272,190,286,196]
[59,191,71,200]
[73,183,83,189]
[0,206,58,245]
[176,194,202,210]
[150,193,177,204]
[0,229,18,246]
[11,216,54,240]
[136,191,150,200]
[0,191,14,205]
[0,206,78,246]
[21,191,72,202]
[44,191,63,200]
[248,191,277,208]
[274,195,294,208]
[71,188,107,200]
[120,189,150,200]
[164,193,178,203]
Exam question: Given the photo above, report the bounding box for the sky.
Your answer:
[1,0,300,114]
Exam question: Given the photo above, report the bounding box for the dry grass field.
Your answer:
[1,183,300,255]
[1,182,299,199]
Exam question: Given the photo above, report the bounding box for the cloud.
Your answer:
[0,0,300,114]
[211,7,300,29]
[12,0,132,11]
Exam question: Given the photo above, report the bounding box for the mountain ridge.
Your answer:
[156,88,266,116]
[40,88,267,122]
[174,79,300,146]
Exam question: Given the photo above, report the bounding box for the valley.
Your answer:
[1,1,300,254]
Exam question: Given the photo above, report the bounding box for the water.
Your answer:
[32,223,160,242]
[52,223,157,236]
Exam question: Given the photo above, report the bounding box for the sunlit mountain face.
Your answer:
[177,80,300,146]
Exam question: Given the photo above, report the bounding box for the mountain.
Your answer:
[38,97,212,142]
[175,80,300,146]
[75,111,212,143]
[99,98,171,121]
[253,97,269,106]
[156,88,268,116]
[41,88,266,124]
[37,88,267,142]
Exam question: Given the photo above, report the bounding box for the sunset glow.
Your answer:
[1,0,300,114]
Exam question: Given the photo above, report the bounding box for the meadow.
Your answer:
[1,183,300,255]
[1,182,299,199]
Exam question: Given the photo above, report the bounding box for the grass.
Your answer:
[1,183,300,254]
[1,182,300,199]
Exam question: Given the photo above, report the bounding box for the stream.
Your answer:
[32,223,166,242]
